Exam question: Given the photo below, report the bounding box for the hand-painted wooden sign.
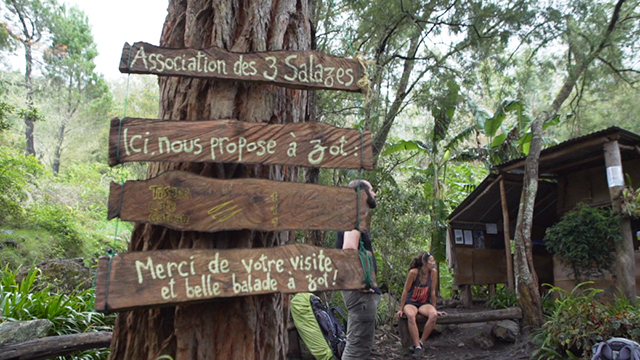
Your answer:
[94,244,376,312]
[108,170,369,232]
[108,117,373,169]
[119,42,365,92]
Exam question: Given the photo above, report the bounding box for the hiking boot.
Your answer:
[411,349,423,359]
[409,345,423,355]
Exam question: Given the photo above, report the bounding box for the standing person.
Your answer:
[336,179,381,360]
[397,252,446,355]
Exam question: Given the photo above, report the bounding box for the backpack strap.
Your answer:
[592,342,614,360]
[330,307,347,331]
[618,344,640,360]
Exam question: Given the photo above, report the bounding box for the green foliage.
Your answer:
[486,286,518,309]
[533,282,640,359]
[17,106,44,123]
[0,145,43,225]
[622,184,640,219]
[544,204,621,280]
[0,265,114,359]
[29,204,84,258]
[0,101,15,132]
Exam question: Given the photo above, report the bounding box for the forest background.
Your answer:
[1,0,639,359]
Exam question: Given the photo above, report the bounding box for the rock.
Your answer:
[472,325,495,350]
[1,229,15,235]
[16,258,92,294]
[1,239,19,249]
[0,319,53,346]
[493,320,520,343]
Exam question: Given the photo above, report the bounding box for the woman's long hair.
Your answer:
[409,252,431,270]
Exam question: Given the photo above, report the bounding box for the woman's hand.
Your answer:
[437,310,447,316]
[397,310,404,318]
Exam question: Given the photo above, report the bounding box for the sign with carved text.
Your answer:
[94,244,376,312]
[119,42,365,92]
[108,117,373,169]
[108,170,369,232]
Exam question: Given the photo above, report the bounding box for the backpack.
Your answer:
[309,295,347,359]
[592,338,640,360]
[290,293,347,360]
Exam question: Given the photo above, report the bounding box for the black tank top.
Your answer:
[407,270,431,304]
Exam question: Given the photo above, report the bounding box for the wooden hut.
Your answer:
[447,127,640,306]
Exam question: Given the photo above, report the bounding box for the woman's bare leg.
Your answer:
[403,304,421,348]
[418,304,438,344]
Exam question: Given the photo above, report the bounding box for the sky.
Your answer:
[67,0,168,79]
[5,0,168,80]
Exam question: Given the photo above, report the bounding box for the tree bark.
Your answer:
[52,121,65,174]
[108,0,311,359]
[23,41,35,156]
[513,118,544,328]
[0,332,112,360]
[604,140,637,304]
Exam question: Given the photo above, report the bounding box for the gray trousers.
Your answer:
[341,290,381,360]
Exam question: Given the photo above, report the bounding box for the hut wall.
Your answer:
[560,158,640,214]
[552,251,640,299]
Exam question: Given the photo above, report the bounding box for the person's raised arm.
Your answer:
[397,269,417,318]
[341,229,361,250]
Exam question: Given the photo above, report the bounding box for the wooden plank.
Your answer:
[94,244,375,312]
[0,332,112,360]
[454,248,474,285]
[107,170,369,232]
[499,179,515,290]
[472,249,508,284]
[108,117,373,169]
[119,42,365,92]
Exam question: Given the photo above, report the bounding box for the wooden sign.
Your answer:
[94,244,376,312]
[119,42,365,92]
[108,117,373,169]
[108,171,370,232]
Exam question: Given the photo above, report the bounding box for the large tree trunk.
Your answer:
[52,121,65,174]
[513,118,544,328]
[108,0,312,359]
[23,42,35,156]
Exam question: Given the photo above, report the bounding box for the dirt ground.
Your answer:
[369,304,536,360]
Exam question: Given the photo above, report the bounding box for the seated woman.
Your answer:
[397,252,446,353]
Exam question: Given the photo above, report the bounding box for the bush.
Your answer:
[29,204,85,258]
[486,286,517,309]
[0,145,43,226]
[544,204,621,281]
[0,265,115,359]
[533,282,640,359]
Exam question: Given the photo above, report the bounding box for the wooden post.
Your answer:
[500,179,515,290]
[460,285,472,309]
[603,140,637,304]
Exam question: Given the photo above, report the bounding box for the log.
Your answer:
[0,332,112,360]
[398,308,522,347]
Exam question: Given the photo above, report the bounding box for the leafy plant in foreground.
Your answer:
[0,265,115,359]
[533,282,640,360]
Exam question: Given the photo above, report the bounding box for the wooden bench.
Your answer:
[398,307,522,348]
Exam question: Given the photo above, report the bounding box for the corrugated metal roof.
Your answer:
[495,126,640,174]
[448,126,640,226]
